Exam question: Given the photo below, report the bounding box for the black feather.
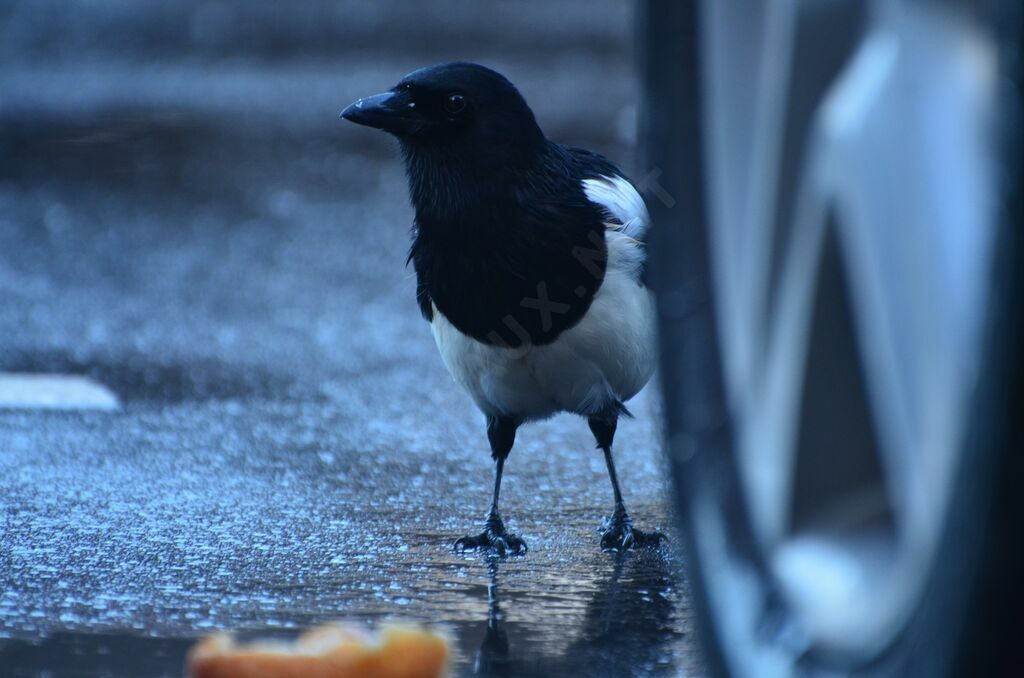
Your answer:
[385,63,631,346]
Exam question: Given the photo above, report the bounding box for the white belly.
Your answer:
[430,268,657,421]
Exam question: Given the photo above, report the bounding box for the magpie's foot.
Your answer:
[454,512,527,556]
[456,530,527,556]
[600,508,665,551]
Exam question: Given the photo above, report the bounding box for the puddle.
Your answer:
[0,632,194,678]
[0,547,692,677]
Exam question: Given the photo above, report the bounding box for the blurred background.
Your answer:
[0,1,700,676]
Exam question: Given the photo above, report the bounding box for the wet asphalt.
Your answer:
[0,2,701,675]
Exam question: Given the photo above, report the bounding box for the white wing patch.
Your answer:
[582,174,650,240]
[582,175,650,282]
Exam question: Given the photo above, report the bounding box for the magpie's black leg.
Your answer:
[455,416,527,556]
[589,412,665,551]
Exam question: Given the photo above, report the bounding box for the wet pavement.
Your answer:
[0,2,702,675]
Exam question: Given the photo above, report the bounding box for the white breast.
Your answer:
[429,174,657,421]
[431,269,656,420]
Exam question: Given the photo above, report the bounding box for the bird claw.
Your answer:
[600,509,665,551]
[455,531,527,556]
[454,513,527,556]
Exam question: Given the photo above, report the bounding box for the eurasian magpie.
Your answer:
[341,62,662,554]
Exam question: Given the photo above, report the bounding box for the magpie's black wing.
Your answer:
[408,149,611,347]
[566,146,625,182]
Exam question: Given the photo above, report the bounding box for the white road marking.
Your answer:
[0,373,120,411]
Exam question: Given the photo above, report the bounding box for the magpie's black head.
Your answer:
[341,62,545,168]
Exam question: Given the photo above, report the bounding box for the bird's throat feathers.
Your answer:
[399,131,546,230]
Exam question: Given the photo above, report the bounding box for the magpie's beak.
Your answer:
[340,91,416,135]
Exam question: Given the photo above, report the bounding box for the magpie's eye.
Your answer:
[443,93,466,115]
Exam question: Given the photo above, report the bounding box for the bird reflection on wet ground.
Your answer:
[473,560,512,675]
[0,544,695,677]
[467,551,682,676]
